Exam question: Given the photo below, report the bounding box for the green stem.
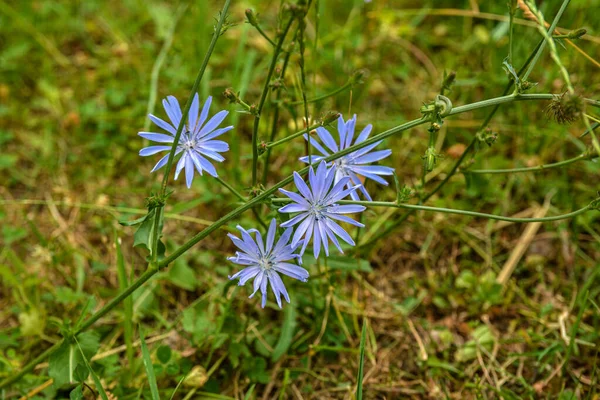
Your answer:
[522,0,571,82]
[266,123,323,149]
[467,152,595,174]
[253,23,276,46]
[288,81,352,106]
[251,17,295,186]
[526,1,574,93]
[261,30,297,186]
[215,176,246,201]
[271,199,593,223]
[159,0,232,196]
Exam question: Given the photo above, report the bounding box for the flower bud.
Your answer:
[223,88,239,104]
[567,28,587,39]
[320,111,341,125]
[349,69,367,85]
[245,9,258,26]
[545,92,583,124]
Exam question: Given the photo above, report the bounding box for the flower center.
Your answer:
[334,157,350,174]
[309,201,328,221]
[259,255,275,270]
[183,139,196,150]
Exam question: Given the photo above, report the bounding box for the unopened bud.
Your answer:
[223,88,239,104]
[258,140,268,155]
[350,69,367,85]
[423,147,438,172]
[568,28,587,39]
[245,9,258,26]
[320,111,341,125]
[441,70,456,93]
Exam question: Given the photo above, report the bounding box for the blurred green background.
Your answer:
[1,0,599,398]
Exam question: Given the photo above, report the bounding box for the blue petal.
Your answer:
[149,114,176,135]
[293,172,314,202]
[185,154,195,188]
[197,110,229,138]
[355,124,372,144]
[140,145,171,156]
[197,96,213,134]
[189,93,199,132]
[315,127,338,152]
[273,263,309,281]
[353,149,392,164]
[138,132,175,143]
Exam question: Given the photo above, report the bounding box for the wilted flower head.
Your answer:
[228,219,309,309]
[300,114,394,200]
[278,161,366,258]
[139,94,232,188]
[545,91,583,124]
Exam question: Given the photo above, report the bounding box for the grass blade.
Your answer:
[139,326,160,400]
[115,233,134,371]
[356,318,367,400]
[74,337,109,400]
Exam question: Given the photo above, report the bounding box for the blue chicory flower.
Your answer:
[139,94,232,188]
[228,218,309,309]
[300,114,394,200]
[278,161,366,258]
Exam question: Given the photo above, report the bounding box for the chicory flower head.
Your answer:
[300,114,394,200]
[228,218,309,309]
[139,94,232,188]
[278,161,366,258]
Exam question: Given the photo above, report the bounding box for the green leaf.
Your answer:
[271,303,296,361]
[321,256,372,272]
[119,213,150,226]
[242,357,269,383]
[69,384,84,400]
[156,345,172,364]
[48,332,100,387]
[356,318,367,400]
[167,259,197,291]
[139,327,160,400]
[74,337,109,400]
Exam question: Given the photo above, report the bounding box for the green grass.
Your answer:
[1,0,599,398]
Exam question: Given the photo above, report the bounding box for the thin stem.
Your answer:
[266,123,323,149]
[526,1,574,93]
[160,0,232,196]
[508,0,516,64]
[271,198,593,223]
[261,30,297,186]
[215,176,246,201]
[287,81,352,106]
[253,23,276,46]
[522,0,571,82]
[467,152,595,174]
[251,17,295,186]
